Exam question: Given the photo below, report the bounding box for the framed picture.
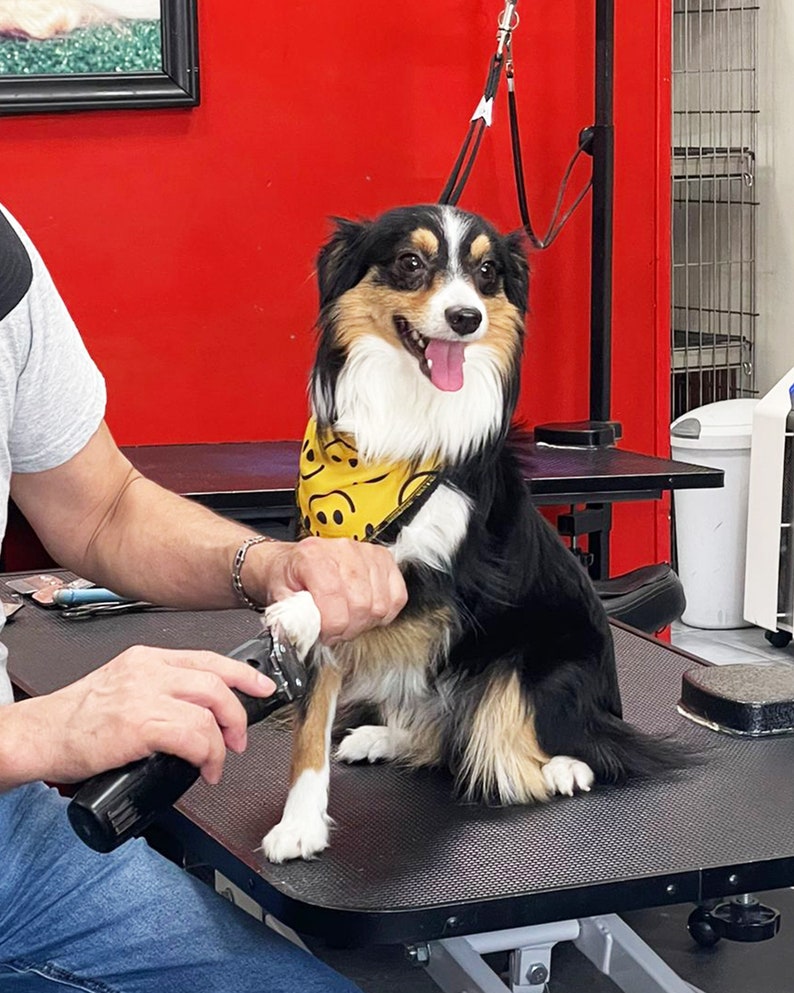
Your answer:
[0,0,198,115]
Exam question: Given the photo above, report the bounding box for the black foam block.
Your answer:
[679,664,794,737]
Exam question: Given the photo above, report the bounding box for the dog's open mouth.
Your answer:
[394,316,466,393]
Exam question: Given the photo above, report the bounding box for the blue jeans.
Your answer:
[0,783,359,993]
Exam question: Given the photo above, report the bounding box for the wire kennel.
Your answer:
[671,0,759,421]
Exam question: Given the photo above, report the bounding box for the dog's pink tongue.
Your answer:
[425,339,466,392]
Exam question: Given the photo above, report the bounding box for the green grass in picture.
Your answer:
[0,20,161,76]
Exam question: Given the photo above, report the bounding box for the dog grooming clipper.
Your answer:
[67,630,306,852]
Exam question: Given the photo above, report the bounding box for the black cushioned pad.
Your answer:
[5,586,794,945]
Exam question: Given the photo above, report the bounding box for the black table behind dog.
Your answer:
[6,594,794,948]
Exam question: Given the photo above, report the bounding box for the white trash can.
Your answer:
[671,398,759,629]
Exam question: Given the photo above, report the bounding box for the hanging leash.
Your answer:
[437,0,515,206]
[439,0,593,250]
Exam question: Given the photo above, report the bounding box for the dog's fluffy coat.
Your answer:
[262,205,672,863]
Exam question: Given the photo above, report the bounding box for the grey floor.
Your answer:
[670,619,794,668]
[308,624,794,992]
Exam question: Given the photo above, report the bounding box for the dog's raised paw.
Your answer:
[261,815,331,863]
[265,591,321,661]
[541,755,594,797]
[336,725,410,763]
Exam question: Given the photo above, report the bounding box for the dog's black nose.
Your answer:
[445,307,482,336]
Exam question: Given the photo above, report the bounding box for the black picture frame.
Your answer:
[0,0,199,115]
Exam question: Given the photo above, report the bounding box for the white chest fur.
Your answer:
[390,484,472,571]
[330,337,507,466]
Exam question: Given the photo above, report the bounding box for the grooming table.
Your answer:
[7,588,793,992]
[122,438,722,511]
[120,439,723,579]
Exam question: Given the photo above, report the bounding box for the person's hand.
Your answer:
[8,646,275,788]
[244,537,407,644]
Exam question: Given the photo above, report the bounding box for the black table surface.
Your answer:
[121,438,723,508]
[6,584,794,946]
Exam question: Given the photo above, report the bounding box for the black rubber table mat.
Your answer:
[6,591,793,945]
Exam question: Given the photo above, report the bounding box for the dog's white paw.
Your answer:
[541,755,594,797]
[265,591,321,661]
[336,725,409,763]
[261,815,331,863]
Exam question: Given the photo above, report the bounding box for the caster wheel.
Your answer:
[688,906,722,948]
[764,630,792,649]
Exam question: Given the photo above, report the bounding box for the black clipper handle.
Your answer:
[67,632,306,853]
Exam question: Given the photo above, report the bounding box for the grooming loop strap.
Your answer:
[438,0,592,250]
[439,0,518,206]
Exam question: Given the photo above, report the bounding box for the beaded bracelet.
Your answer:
[231,535,275,612]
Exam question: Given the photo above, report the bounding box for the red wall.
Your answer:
[0,0,671,573]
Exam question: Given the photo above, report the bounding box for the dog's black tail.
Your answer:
[583,713,696,785]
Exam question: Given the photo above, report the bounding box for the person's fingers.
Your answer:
[329,551,375,640]
[140,699,228,784]
[160,649,277,698]
[156,667,251,754]
[110,647,276,758]
[328,544,406,639]
[383,556,409,624]
[283,540,354,640]
[27,644,277,784]
[366,545,407,626]
[283,538,407,642]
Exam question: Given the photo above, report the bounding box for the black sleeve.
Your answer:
[0,208,33,322]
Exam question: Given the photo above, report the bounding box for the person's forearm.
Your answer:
[11,423,286,610]
[10,422,407,636]
[0,699,51,790]
[67,470,277,609]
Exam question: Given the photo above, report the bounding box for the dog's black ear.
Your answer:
[317,218,371,309]
[502,230,530,316]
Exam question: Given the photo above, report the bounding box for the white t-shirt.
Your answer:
[0,206,106,704]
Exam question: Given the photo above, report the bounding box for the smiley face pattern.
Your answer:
[297,418,441,541]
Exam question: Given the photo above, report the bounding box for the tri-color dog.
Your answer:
[262,204,674,863]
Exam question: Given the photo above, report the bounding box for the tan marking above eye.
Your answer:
[469,233,492,263]
[409,228,440,257]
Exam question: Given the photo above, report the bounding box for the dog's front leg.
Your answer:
[262,658,341,863]
[261,589,335,863]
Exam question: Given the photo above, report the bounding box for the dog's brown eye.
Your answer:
[477,260,498,293]
[397,252,425,274]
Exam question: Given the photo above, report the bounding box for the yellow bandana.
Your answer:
[297,419,441,541]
